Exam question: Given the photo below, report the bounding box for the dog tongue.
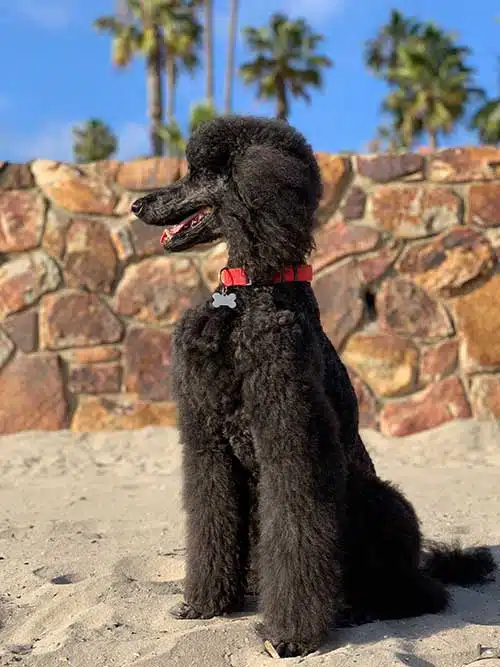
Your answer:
[160,220,191,245]
[170,221,190,234]
[160,207,211,245]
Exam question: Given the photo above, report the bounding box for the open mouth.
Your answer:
[160,206,213,247]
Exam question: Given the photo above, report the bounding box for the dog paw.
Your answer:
[170,601,209,620]
[273,641,305,658]
[255,623,315,658]
[170,599,237,620]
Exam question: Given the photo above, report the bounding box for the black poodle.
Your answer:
[131,116,496,658]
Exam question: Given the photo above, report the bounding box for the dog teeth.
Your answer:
[161,207,212,244]
[160,229,172,244]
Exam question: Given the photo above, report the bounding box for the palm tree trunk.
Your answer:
[164,54,177,158]
[429,129,438,151]
[146,28,164,157]
[224,0,238,113]
[204,0,214,104]
[275,77,288,120]
[166,54,176,122]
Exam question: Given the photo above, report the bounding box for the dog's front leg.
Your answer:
[170,409,248,620]
[243,354,346,657]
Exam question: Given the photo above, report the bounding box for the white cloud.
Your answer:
[2,0,74,29]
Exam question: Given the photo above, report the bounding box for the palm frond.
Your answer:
[188,99,217,135]
[158,120,186,157]
[239,56,274,81]
[93,15,126,32]
[471,98,500,144]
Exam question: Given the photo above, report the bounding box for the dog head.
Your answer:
[131,115,322,276]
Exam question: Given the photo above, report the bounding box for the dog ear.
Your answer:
[229,144,320,273]
[232,144,317,218]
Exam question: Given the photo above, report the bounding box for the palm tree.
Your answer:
[94,0,168,156]
[386,26,483,149]
[72,119,118,163]
[159,99,217,156]
[366,12,484,150]
[365,9,421,77]
[239,13,332,121]
[224,0,239,113]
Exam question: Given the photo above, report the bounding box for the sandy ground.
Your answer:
[0,419,499,667]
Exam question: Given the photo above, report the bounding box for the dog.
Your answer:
[131,115,496,658]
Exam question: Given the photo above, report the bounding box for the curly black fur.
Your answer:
[132,115,496,658]
[421,543,496,586]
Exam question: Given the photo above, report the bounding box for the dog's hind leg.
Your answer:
[170,410,250,620]
[342,473,449,624]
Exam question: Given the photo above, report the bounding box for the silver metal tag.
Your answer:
[212,291,237,309]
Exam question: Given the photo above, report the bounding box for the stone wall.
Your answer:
[0,148,499,436]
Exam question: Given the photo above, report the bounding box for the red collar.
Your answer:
[219,264,313,287]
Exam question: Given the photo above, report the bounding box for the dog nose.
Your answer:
[131,199,144,216]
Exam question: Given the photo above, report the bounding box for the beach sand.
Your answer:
[1,419,499,666]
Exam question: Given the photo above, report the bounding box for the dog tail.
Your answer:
[421,542,496,586]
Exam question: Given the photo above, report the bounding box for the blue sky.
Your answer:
[0,0,498,162]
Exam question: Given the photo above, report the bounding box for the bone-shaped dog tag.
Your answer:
[212,291,237,309]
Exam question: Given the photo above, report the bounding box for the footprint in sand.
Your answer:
[6,644,33,656]
[113,554,185,594]
[32,566,85,585]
